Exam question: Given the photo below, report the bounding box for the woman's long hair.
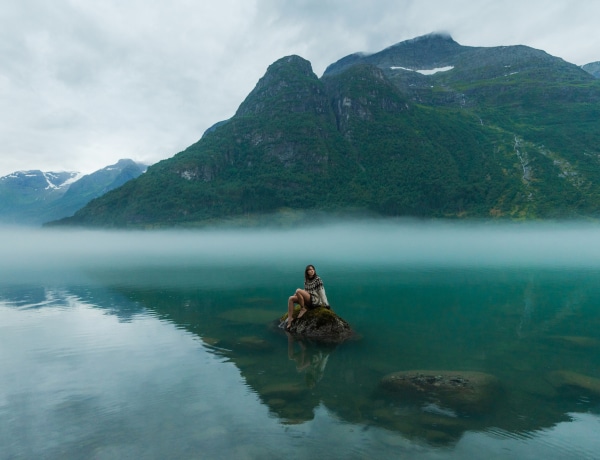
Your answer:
[304,265,317,282]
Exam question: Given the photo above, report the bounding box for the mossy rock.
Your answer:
[380,370,501,414]
[278,306,355,344]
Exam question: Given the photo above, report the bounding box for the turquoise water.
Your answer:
[1,223,600,459]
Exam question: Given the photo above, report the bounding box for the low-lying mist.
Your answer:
[2,220,600,276]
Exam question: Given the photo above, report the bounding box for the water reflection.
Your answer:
[286,333,331,388]
[2,261,600,454]
[89,267,600,447]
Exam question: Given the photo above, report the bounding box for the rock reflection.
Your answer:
[214,329,340,425]
[286,332,330,389]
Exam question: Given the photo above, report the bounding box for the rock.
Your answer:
[237,336,273,351]
[278,306,355,344]
[202,337,220,346]
[547,370,600,396]
[380,370,501,414]
[261,382,306,399]
[267,398,286,408]
[546,335,600,348]
[220,308,278,325]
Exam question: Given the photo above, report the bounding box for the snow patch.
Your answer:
[390,66,454,75]
[43,172,82,190]
[59,172,83,188]
[417,66,454,75]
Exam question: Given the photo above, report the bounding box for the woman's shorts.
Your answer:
[306,295,318,310]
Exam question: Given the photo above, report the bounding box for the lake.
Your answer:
[1,221,600,459]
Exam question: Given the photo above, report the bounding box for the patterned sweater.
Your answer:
[304,275,329,307]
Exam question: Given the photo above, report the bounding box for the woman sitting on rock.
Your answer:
[286,264,330,330]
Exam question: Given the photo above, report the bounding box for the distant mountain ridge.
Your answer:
[582,61,600,78]
[1,170,81,192]
[0,159,146,225]
[52,34,600,227]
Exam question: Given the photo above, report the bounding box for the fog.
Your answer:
[2,220,600,277]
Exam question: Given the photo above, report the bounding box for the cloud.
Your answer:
[0,0,598,176]
[254,0,600,71]
[0,0,263,174]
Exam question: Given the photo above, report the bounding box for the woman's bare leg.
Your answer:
[287,289,311,329]
[287,295,298,329]
[295,289,310,318]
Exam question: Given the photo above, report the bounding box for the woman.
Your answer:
[286,264,330,329]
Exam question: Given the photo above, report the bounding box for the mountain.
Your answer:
[0,170,80,225]
[52,34,600,227]
[582,61,600,78]
[0,159,146,225]
[46,159,148,222]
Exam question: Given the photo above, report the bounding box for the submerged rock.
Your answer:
[220,308,278,325]
[546,335,600,348]
[278,306,355,344]
[237,336,273,352]
[380,370,501,414]
[548,370,600,396]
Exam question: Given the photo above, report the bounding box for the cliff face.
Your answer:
[52,34,600,227]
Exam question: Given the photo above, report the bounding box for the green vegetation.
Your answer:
[51,36,600,228]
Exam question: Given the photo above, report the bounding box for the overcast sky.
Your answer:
[1,0,598,176]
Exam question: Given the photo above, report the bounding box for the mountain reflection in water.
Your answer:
[99,265,599,448]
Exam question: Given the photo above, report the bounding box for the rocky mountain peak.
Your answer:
[235,54,327,117]
[324,32,466,77]
[387,31,459,49]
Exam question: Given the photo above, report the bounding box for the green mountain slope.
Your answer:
[52,34,600,227]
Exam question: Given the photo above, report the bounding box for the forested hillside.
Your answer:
[52,34,600,227]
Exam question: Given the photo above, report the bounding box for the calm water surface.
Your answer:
[1,223,600,459]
